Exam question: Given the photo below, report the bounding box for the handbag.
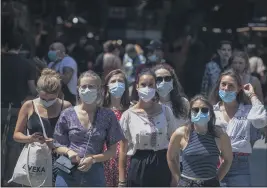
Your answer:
[54,128,93,174]
[54,155,77,174]
[8,101,52,187]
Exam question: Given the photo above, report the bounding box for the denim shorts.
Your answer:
[221,154,251,187]
[55,162,106,187]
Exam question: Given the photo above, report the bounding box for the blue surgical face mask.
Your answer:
[191,111,210,126]
[147,54,158,63]
[48,50,58,62]
[109,82,125,98]
[39,97,57,108]
[219,90,237,103]
[156,80,173,97]
[79,87,98,104]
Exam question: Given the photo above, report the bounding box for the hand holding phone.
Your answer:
[29,132,45,143]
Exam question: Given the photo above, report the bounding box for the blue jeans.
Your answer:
[55,163,106,187]
[221,154,251,187]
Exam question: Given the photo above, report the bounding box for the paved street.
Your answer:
[250,138,267,186]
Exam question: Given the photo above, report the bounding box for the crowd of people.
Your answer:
[1,34,267,187]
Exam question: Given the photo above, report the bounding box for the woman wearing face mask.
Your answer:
[167,95,233,187]
[153,64,189,121]
[152,64,189,182]
[228,50,264,103]
[209,68,267,187]
[119,69,178,187]
[53,70,125,187]
[13,68,72,184]
[102,69,131,187]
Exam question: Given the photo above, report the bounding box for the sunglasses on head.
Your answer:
[156,76,172,83]
[191,107,209,114]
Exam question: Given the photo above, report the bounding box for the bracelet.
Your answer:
[119,180,126,183]
[248,93,257,99]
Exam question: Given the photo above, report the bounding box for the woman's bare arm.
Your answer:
[167,127,184,184]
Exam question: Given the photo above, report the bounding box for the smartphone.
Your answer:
[35,132,44,137]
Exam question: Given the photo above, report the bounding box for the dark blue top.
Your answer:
[182,129,220,178]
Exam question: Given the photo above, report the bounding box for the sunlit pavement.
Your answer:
[250,138,267,186]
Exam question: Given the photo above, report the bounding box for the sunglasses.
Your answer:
[156,76,172,83]
[191,107,209,114]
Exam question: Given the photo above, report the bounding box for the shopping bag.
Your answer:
[8,142,52,187]
[8,101,52,187]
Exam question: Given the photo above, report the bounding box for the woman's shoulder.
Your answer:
[173,125,187,137]
[61,100,72,110]
[60,106,75,116]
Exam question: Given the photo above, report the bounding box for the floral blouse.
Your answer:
[120,104,178,156]
[53,107,125,157]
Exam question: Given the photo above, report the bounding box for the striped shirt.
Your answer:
[214,97,267,153]
[182,130,220,178]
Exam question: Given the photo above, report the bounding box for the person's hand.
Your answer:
[45,138,54,149]
[29,132,45,143]
[243,83,256,97]
[67,150,80,165]
[77,157,93,172]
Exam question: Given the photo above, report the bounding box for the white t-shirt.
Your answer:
[48,56,78,95]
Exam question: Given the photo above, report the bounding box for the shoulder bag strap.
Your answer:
[32,101,48,139]
[25,101,50,187]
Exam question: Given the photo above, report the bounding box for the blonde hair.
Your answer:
[37,68,61,94]
[77,70,103,105]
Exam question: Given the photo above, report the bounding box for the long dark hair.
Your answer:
[103,69,130,111]
[152,63,188,118]
[185,95,218,140]
[209,68,246,105]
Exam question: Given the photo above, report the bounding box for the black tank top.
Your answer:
[27,100,63,138]
[182,129,220,178]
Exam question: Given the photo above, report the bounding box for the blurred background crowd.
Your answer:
[1,0,267,99]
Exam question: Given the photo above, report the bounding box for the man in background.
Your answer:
[1,34,37,186]
[48,42,78,105]
[201,40,232,97]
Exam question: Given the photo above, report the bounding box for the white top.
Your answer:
[249,56,266,74]
[160,97,190,162]
[48,56,78,95]
[214,97,267,153]
[160,97,190,126]
[120,104,178,156]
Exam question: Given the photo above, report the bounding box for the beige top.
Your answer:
[120,104,178,156]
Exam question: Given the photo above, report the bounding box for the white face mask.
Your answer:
[156,80,173,97]
[138,86,156,102]
[39,98,57,108]
[79,87,98,104]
